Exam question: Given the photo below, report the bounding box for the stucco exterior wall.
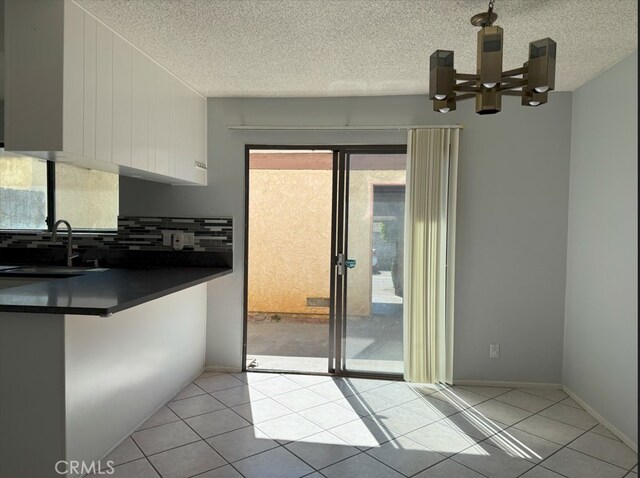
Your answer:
[248,168,333,315]
[0,157,118,230]
[0,156,47,190]
[247,161,405,317]
[345,169,406,317]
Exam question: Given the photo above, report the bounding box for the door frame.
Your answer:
[243,144,406,380]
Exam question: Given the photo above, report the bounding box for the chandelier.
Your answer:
[430,0,557,115]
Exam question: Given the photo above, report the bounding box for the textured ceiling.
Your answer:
[77,0,637,97]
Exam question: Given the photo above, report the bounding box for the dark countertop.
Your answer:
[0,267,231,316]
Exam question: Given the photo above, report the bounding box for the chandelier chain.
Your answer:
[486,0,495,26]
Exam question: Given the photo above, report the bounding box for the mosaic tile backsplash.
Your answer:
[0,216,232,253]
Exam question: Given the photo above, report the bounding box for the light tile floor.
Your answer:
[90,372,638,478]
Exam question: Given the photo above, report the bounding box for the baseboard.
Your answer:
[563,385,638,453]
[453,379,563,389]
[203,365,242,373]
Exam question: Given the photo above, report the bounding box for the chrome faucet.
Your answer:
[52,219,79,267]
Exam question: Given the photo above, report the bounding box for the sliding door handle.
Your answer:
[336,253,345,275]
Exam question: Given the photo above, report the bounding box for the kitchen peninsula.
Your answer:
[0,215,233,478]
[0,266,230,478]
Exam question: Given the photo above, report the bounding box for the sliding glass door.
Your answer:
[245,149,334,374]
[332,147,407,376]
[245,145,407,377]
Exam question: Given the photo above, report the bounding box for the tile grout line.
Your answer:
[533,464,572,478]
[422,391,577,478]
[130,431,203,460]
[447,458,493,478]
[483,391,589,439]
[118,374,635,478]
[562,442,638,472]
[134,399,245,467]
[284,377,635,475]
[119,375,375,475]
[168,409,241,477]
[135,415,183,433]
[387,386,597,478]
[519,422,617,477]
[286,442,365,475]
[473,392,636,476]
[127,434,164,478]
[276,376,415,475]
[364,445,449,478]
[187,373,331,475]
[104,438,155,473]
[343,386,500,476]
[516,388,569,402]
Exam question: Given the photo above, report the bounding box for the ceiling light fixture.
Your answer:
[430,0,556,115]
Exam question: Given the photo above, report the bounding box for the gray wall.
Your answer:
[563,52,637,445]
[120,93,572,381]
[0,313,65,478]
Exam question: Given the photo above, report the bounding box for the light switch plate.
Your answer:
[489,344,500,359]
[162,231,172,246]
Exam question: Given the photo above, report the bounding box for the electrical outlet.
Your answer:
[172,232,185,251]
[489,344,500,359]
[183,232,195,246]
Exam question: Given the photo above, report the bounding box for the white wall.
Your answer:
[65,283,207,468]
[120,93,572,382]
[563,52,638,446]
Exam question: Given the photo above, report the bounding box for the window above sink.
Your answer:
[0,156,118,232]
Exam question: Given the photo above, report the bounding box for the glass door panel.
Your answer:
[246,149,334,374]
[342,152,407,375]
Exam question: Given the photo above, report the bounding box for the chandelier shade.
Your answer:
[430,0,557,115]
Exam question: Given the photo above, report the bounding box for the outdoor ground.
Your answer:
[247,271,403,373]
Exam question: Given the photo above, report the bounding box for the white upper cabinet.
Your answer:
[195,92,208,185]
[147,61,157,174]
[4,0,207,185]
[83,13,97,159]
[112,34,133,167]
[131,49,149,171]
[155,65,173,177]
[62,0,84,157]
[173,80,190,181]
[95,20,114,164]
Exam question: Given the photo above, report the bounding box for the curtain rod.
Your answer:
[227,124,463,131]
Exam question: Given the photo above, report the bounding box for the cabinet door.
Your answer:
[172,81,190,181]
[83,13,97,159]
[112,34,132,167]
[188,91,204,183]
[155,67,172,176]
[96,22,113,163]
[185,91,198,183]
[195,95,208,185]
[131,49,149,171]
[62,1,84,156]
[147,61,157,173]
[170,77,180,178]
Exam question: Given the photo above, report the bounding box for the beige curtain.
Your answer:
[404,128,459,384]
